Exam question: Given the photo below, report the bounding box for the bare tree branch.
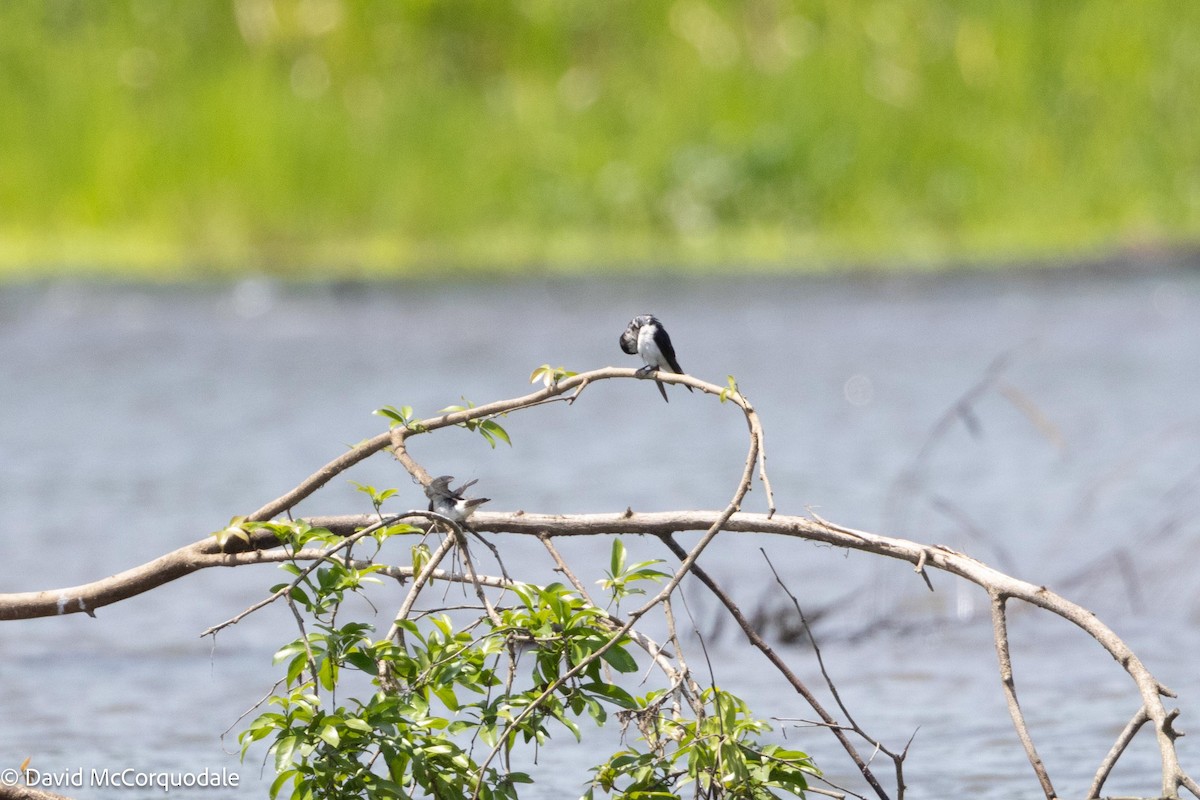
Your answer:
[1089,707,1150,799]
[3,366,1196,799]
[989,591,1057,799]
[761,548,910,799]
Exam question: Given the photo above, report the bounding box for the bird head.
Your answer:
[619,314,656,355]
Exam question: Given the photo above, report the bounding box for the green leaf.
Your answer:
[343,717,373,733]
[212,516,252,548]
[286,653,307,686]
[343,650,379,675]
[627,567,670,584]
[582,681,638,709]
[373,405,410,428]
[557,714,582,742]
[530,364,578,387]
[268,769,296,800]
[352,482,399,510]
[585,696,607,725]
[480,419,511,447]
[411,543,431,575]
[719,375,739,403]
[272,735,299,772]
[600,644,639,674]
[273,641,308,664]
[609,539,626,578]
[318,656,337,691]
[433,684,460,711]
[318,723,341,748]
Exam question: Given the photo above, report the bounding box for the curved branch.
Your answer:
[0,535,235,621]
[1,368,764,622]
[251,366,771,523]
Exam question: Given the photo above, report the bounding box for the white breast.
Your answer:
[637,325,663,368]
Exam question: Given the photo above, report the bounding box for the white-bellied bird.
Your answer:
[619,314,693,402]
[424,475,490,526]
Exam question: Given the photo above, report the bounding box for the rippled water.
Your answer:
[2,268,1199,798]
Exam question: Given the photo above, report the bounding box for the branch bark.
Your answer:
[990,591,1056,799]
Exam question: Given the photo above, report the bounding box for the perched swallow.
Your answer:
[619,314,693,402]
[424,475,490,526]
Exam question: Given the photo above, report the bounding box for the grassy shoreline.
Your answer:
[3,2,1198,279]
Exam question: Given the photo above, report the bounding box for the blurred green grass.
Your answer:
[1,0,1198,278]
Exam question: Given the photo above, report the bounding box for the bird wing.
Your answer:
[653,326,685,375]
[652,325,693,392]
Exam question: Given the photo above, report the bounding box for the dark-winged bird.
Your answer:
[424,475,490,526]
[619,314,693,402]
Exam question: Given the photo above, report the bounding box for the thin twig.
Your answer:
[538,533,592,601]
[990,591,1057,800]
[285,594,320,690]
[386,526,459,644]
[1089,707,1150,799]
[762,549,909,799]
[659,534,892,800]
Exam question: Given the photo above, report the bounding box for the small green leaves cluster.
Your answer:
[376,399,513,448]
[598,539,669,609]
[212,515,257,549]
[529,364,578,388]
[497,582,642,733]
[239,528,672,800]
[238,506,818,800]
[374,405,424,431]
[587,687,818,800]
[212,517,343,550]
[719,375,740,404]
[439,399,513,449]
[352,482,397,516]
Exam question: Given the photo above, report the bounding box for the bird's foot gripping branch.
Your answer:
[2,364,1198,800]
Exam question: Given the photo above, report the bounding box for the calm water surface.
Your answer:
[2,269,1199,798]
